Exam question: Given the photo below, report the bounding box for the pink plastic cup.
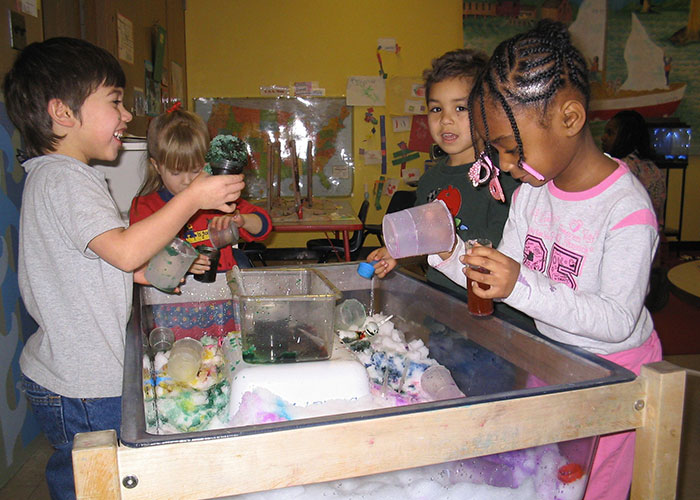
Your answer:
[382,199,455,259]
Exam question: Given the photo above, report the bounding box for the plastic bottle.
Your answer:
[167,337,204,383]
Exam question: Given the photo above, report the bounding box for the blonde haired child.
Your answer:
[130,107,271,273]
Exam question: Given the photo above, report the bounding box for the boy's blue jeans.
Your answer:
[21,374,121,500]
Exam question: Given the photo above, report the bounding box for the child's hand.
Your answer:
[189,254,211,275]
[461,246,520,299]
[230,210,245,227]
[367,247,397,278]
[188,171,245,213]
[208,213,236,231]
[135,264,186,294]
[134,264,149,285]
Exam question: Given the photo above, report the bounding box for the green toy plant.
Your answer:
[205,134,248,174]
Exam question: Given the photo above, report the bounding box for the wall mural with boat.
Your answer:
[463,0,699,153]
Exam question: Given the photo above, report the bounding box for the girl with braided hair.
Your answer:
[430,20,661,500]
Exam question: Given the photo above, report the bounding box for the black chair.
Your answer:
[364,190,417,246]
[306,200,370,263]
[238,241,267,266]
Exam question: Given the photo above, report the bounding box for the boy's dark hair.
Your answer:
[469,20,590,164]
[608,110,653,160]
[3,37,126,159]
[423,48,488,103]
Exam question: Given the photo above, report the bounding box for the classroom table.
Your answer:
[667,259,700,307]
[262,197,363,261]
[72,264,685,500]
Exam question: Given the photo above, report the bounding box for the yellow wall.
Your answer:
[186,0,699,245]
[185,0,463,247]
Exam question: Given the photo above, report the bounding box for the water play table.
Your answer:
[72,263,685,499]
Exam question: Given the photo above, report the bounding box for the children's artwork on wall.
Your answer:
[383,178,399,196]
[117,12,134,64]
[463,0,700,153]
[194,97,353,197]
[392,116,411,132]
[360,149,382,165]
[144,60,161,116]
[386,76,426,115]
[408,115,432,153]
[402,167,421,185]
[347,76,386,106]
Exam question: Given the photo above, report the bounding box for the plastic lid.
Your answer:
[357,261,376,279]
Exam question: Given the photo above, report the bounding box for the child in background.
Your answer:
[368,48,518,296]
[4,38,244,499]
[434,21,661,500]
[600,110,666,227]
[130,108,271,273]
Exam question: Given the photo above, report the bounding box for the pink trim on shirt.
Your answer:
[512,184,522,204]
[611,208,657,231]
[548,160,628,201]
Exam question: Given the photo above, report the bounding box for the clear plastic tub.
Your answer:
[227,268,342,363]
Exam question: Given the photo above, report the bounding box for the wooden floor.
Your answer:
[2,255,699,499]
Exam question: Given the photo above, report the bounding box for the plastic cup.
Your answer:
[382,199,455,259]
[144,238,198,293]
[193,246,220,283]
[421,365,465,400]
[149,326,175,353]
[357,261,378,279]
[335,298,367,331]
[167,337,204,384]
[208,218,239,249]
[466,238,494,317]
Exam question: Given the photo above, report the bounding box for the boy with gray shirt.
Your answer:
[4,37,244,499]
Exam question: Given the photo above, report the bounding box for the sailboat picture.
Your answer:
[569,0,687,121]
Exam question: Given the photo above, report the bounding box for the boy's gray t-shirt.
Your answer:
[19,154,132,398]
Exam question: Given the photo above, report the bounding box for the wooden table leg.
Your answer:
[73,429,121,499]
[631,361,686,500]
[342,230,351,261]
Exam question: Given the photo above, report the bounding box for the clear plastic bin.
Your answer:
[227,268,341,363]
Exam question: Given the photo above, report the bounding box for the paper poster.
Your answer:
[392,116,411,132]
[404,100,426,115]
[402,168,421,183]
[332,164,350,179]
[386,76,425,115]
[170,61,184,104]
[260,85,289,96]
[363,150,382,165]
[412,84,426,98]
[117,13,134,65]
[383,178,399,196]
[408,115,432,153]
[133,87,146,116]
[20,0,37,17]
[346,76,386,106]
[377,38,397,52]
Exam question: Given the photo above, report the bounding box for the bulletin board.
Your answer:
[194,97,353,198]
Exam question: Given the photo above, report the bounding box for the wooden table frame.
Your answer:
[73,361,685,499]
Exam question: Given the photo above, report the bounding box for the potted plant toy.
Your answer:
[205,134,248,175]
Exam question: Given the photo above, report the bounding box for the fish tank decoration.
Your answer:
[205,134,248,175]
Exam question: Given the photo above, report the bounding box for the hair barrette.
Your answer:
[167,101,182,113]
[468,152,505,202]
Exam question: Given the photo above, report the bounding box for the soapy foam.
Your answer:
[222,445,588,499]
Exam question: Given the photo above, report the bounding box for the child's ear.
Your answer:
[47,98,76,128]
[559,99,586,137]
